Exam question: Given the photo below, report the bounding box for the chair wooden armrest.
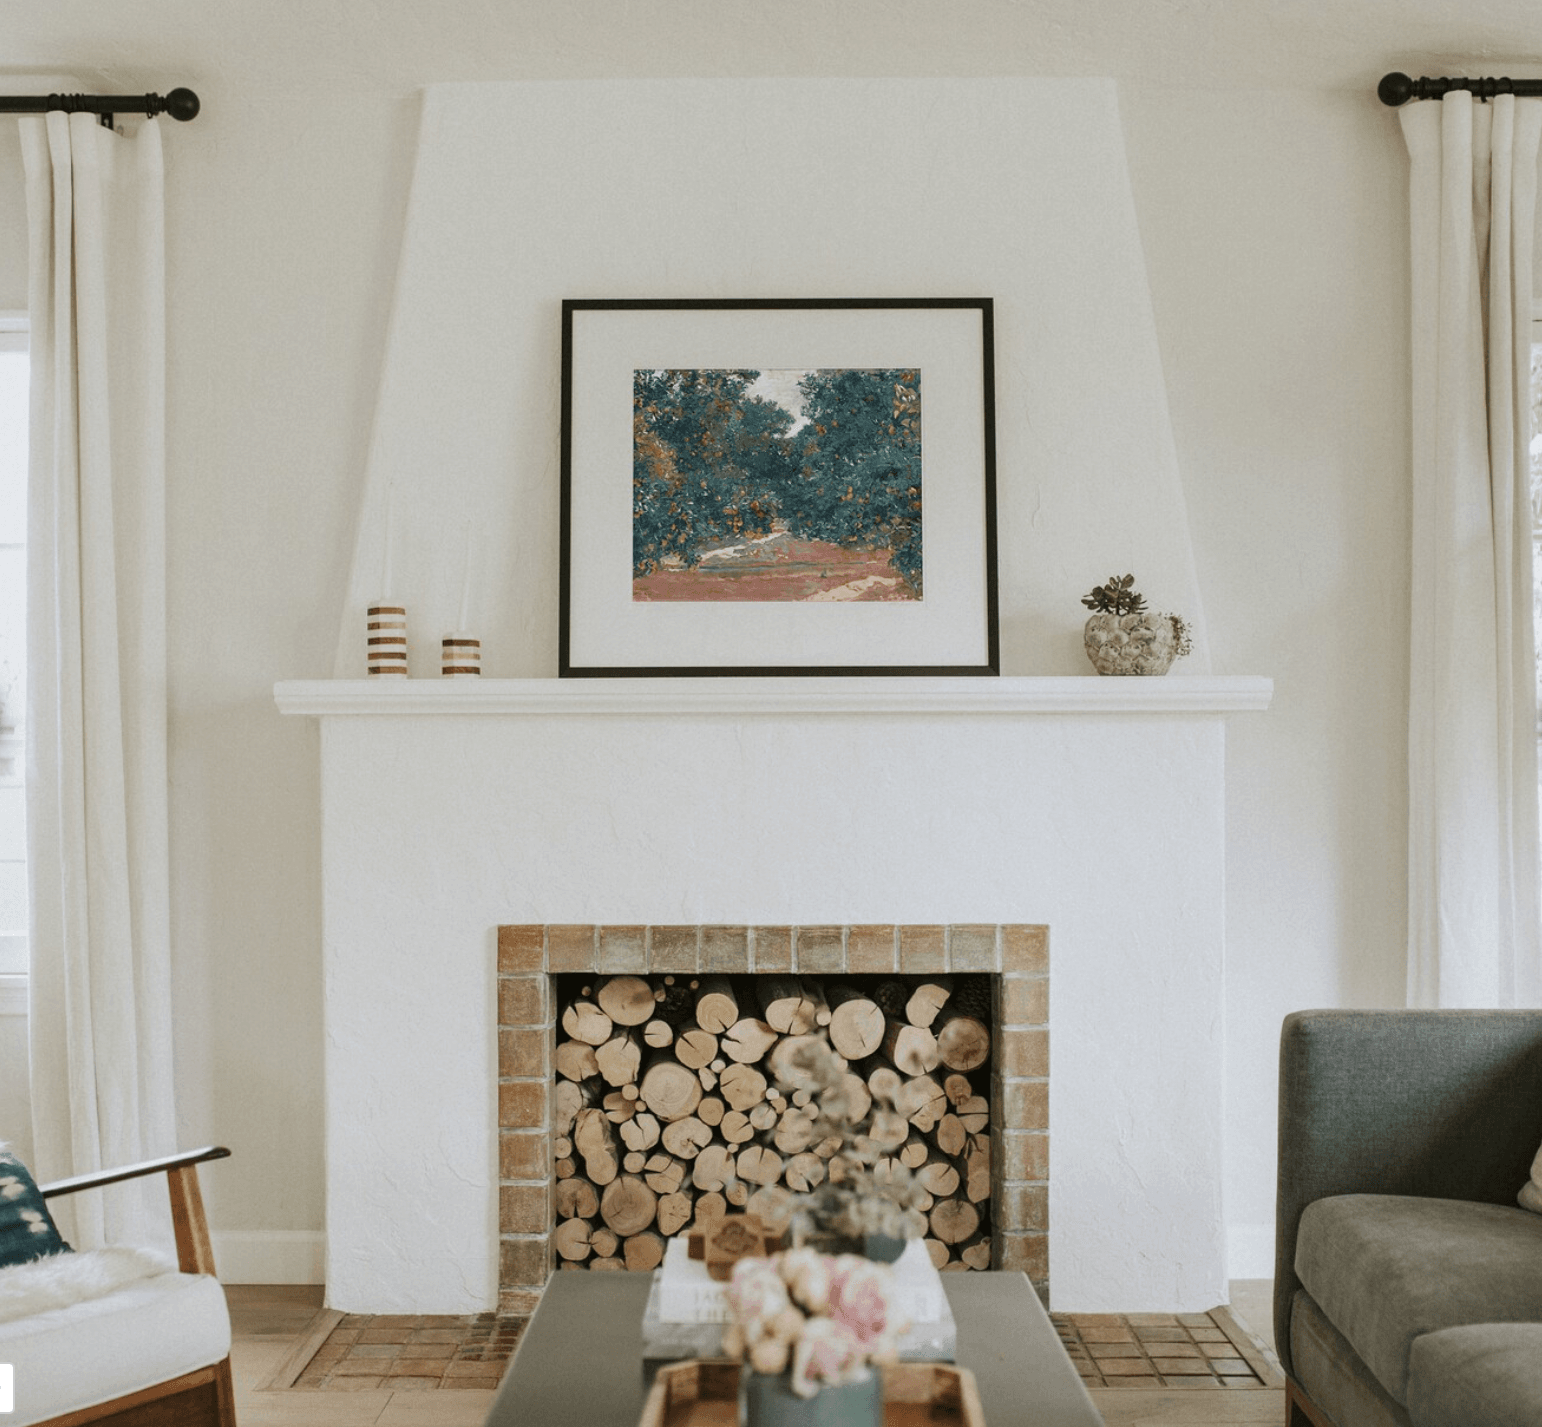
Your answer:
[39,1145,230,1275]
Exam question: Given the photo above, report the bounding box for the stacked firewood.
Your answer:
[550,972,994,1273]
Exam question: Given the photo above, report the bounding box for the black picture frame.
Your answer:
[559,297,999,677]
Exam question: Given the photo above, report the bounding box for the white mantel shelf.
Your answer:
[274,675,1272,718]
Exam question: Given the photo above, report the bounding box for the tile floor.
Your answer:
[228,1279,1285,1426]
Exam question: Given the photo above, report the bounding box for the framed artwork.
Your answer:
[559,297,998,677]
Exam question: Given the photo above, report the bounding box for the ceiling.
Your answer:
[3,0,1541,100]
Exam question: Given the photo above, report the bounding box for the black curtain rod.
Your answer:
[1380,72,1542,106]
[0,89,198,126]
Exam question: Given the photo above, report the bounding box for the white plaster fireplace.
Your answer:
[277,673,1270,1316]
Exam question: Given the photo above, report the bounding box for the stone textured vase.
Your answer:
[739,1366,884,1427]
[1083,611,1177,676]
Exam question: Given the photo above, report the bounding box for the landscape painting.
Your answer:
[631,366,922,602]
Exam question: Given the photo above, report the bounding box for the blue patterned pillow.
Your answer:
[0,1150,71,1267]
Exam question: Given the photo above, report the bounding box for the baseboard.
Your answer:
[210,1229,325,1285]
[1226,1221,1275,1280]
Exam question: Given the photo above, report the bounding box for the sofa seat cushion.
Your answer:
[0,1269,230,1426]
[1406,1323,1542,1427]
[1295,1194,1542,1403]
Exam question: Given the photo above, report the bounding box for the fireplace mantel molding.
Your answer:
[275,674,1272,718]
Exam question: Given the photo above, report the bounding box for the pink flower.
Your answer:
[778,1247,833,1314]
[826,1256,898,1351]
[727,1256,790,1334]
[789,1316,864,1398]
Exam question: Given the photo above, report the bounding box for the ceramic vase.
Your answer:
[739,1365,883,1427]
[1082,611,1177,676]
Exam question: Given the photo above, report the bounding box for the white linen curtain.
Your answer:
[1402,92,1542,1008]
[20,112,177,1249]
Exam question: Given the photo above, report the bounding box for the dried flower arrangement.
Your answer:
[723,1248,907,1398]
[745,1031,929,1251]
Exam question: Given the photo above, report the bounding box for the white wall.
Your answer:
[1121,87,1413,1271]
[0,72,1420,1289]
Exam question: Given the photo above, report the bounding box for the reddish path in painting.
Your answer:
[632,537,916,603]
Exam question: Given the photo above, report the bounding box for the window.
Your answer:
[0,314,26,980]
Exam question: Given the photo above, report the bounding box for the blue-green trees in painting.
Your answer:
[632,366,922,597]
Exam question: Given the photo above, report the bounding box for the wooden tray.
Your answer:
[639,1359,986,1426]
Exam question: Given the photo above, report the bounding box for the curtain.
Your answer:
[1402,92,1542,1008]
[20,112,176,1249]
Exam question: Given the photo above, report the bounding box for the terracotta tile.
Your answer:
[499,1131,548,1180]
[997,1182,1047,1233]
[998,1232,1047,1279]
[598,926,647,973]
[498,926,544,973]
[702,926,749,973]
[1087,1342,1143,1358]
[947,925,998,972]
[501,1236,549,1284]
[443,1377,503,1389]
[1075,1324,1133,1343]
[1192,1328,1230,1343]
[498,977,546,1027]
[326,1375,386,1389]
[796,926,844,974]
[411,1328,467,1344]
[649,926,699,973]
[337,1351,396,1368]
[295,1368,329,1387]
[445,1361,507,1379]
[899,925,946,973]
[358,1328,409,1345]
[1135,1326,1190,1342]
[1152,1358,1213,1375]
[1001,925,1048,973]
[499,1027,544,1079]
[999,1027,1049,1078]
[547,925,597,972]
[1126,1313,1179,1325]
[999,976,1048,1027]
[1099,1360,1156,1377]
[753,927,792,972]
[1205,1358,1252,1376]
[397,1344,457,1361]
[1000,1132,1048,1181]
[389,1376,445,1390]
[847,925,896,973]
[500,1184,548,1234]
[499,1080,547,1130]
[1000,1079,1048,1132]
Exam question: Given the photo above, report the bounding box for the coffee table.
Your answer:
[486,1271,1101,1426]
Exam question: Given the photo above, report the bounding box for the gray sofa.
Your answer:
[1276,1010,1542,1427]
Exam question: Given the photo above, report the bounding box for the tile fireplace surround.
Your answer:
[276,674,1271,1316]
[498,922,1049,1312]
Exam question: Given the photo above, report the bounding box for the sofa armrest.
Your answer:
[1274,1010,1542,1378]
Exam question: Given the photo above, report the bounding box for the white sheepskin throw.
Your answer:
[0,1246,177,1324]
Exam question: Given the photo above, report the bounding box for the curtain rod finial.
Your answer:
[162,88,199,122]
[1379,72,1415,106]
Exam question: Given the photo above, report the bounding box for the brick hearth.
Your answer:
[496,923,1049,1313]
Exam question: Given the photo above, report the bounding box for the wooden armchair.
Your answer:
[17,1145,236,1427]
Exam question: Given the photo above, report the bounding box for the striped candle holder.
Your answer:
[367,603,408,676]
[441,633,481,678]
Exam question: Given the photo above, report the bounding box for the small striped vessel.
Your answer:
[367,603,408,676]
[441,633,481,678]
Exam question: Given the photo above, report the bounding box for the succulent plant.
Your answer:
[1081,574,1147,617]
